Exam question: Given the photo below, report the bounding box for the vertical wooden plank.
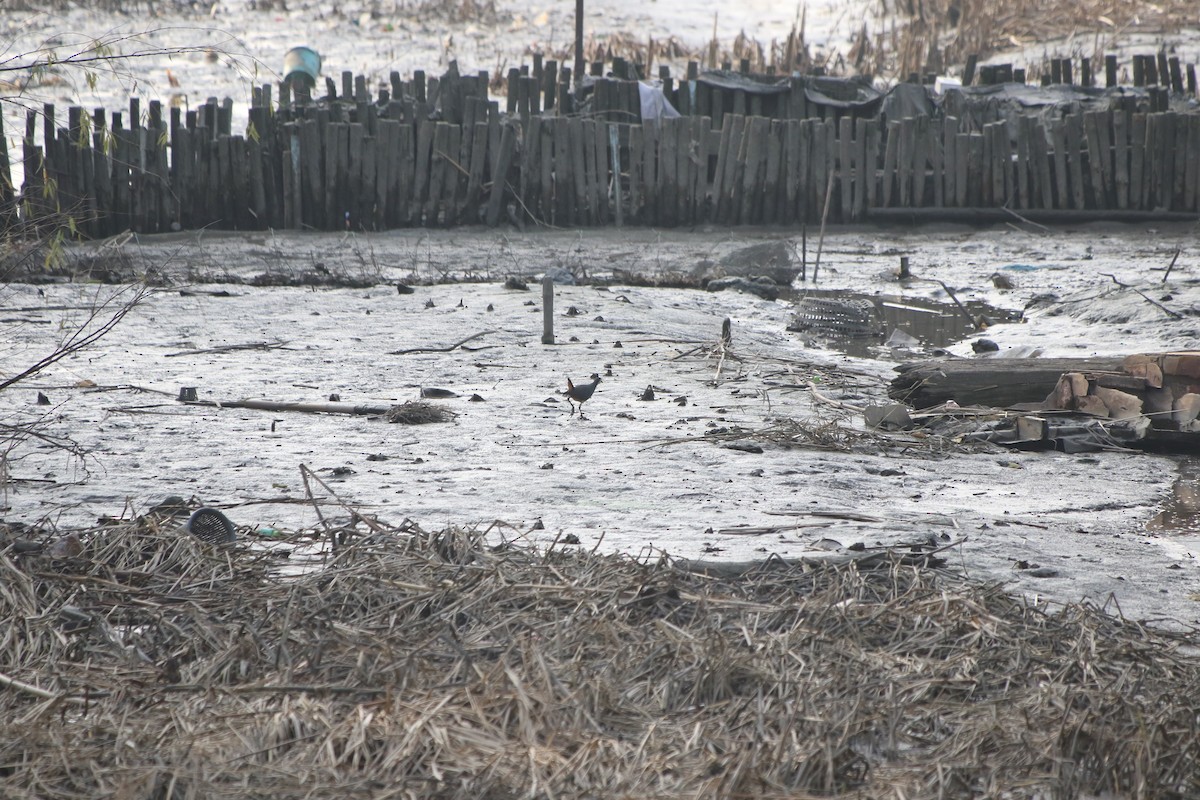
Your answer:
[1050,119,1069,209]
[347,122,364,228]
[864,119,881,214]
[677,118,694,224]
[464,120,488,223]
[554,117,575,225]
[1185,115,1200,212]
[941,117,957,207]
[1096,111,1114,208]
[896,118,913,206]
[739,116,768,224]
[927,115,943,208]
[426,122,449,226]
[967,132,984,208]
[248,133,267,227]
[113,125,132,232]
[1065,113,1086,210]
[852,117,869,219]
[412,119,434,224]
[321,121,340,227]
[954,132,969,208]
[362,132,379,228]
[985,123,1006,208]
[1111,111,1129,210]
[765,120,783,224]
[626,123,642,224]
[327,122,347,229]
[1014,116,1032,208]
[810,119,828,222]
[485,121,517,226]
[881,120,899,206]
[581,119,599,225]
[719,115,746,225]
[1031,121,1053,209]
[1172,114,1188,208]
[232,134,251,229]
[396,123,415,225]
[1082,111,1106,208]
[709,115,731,222]
[593,119,610,223]
[375,119,396,227]
[1129,113,1146,210]
[1000,122,1015,207]
[796,120,812,222]
[521,115,542,223]
[838,116,853,220]
[442,124,460,223]
[454,113,474,221]
[610,124,623,227]
[1158,112,1176,210]
[569,117,589,226]
[93,127,113,236]
[538,120,555,225]
[695,116,712,223]
[783,119,801,221]
[910,115,929,206]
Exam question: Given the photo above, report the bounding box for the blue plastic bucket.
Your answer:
[283,46,321,88]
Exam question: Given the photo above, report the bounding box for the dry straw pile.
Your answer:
[2,518,1199,798]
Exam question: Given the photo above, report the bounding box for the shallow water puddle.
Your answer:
[786,288,1021,358]
[1147,458,1200,534]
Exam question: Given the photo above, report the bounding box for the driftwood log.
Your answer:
[890,357,1125,409]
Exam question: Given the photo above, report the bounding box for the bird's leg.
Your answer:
[569,400,577,416]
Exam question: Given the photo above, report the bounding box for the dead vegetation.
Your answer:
[873,0,1199,82]
[2,517,1199,798]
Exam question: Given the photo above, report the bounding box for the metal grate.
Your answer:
[788,296,879,338]
[185,508,236,545]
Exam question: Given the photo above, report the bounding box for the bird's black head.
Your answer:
[589,373,602,382]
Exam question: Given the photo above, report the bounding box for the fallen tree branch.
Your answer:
[389,330,495,355]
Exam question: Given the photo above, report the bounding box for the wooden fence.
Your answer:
[2,62,1199,238]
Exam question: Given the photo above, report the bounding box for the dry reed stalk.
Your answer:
[2,516,1199,798]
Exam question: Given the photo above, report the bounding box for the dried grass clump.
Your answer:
[386,400,457,424]
[883,0,1198,81]
[2,518,1199,798]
